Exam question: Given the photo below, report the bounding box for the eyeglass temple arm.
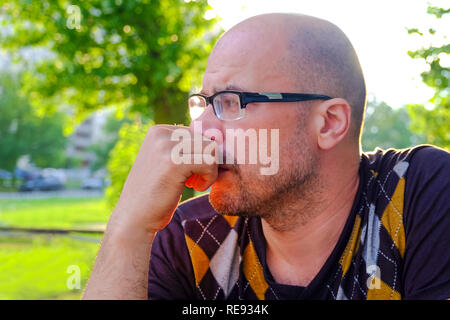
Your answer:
[242,92,333,106]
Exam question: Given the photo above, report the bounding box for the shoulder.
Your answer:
[403,144,449,178]
[363,144,449,167]
[362,144,449,221]
[387,146,450,299]
[357,145,450,299]
[362,144,449,179]
[366,144,450,201]
[400,145,450,225]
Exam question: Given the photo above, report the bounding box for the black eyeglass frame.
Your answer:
[189,90,333,116]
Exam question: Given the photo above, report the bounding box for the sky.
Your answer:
[206,0,449,108]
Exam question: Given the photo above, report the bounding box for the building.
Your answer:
[66,111,109,168]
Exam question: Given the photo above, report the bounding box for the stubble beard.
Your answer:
[209,122,319,232]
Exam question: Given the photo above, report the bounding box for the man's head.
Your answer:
[193,13,366,230]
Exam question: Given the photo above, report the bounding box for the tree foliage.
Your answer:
[1,0,220,203]
[361,97,425,152]
[0,73,67,172]
[406,4,449,149]
[105,118,152,208]
[87,112,132,172]
[0,0,219,125]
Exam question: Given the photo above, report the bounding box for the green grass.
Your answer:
[0,197,110,300]
[0,197,110,229]
[0,235,100,300]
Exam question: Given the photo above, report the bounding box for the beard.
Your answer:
[209,120,319,231]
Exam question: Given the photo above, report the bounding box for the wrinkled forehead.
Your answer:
[202,25,292,94]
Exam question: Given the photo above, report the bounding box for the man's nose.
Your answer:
[189,105,225,145]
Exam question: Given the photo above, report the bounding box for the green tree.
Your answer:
[0,73,67,173]
[1,0,220,203]
[0,0,218,124]
[361,97,426,152]
[105,118,151,208]
[87,111,132,172]
[406,4,449,149]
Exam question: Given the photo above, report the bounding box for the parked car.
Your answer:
[19,176,65,191]
[0,169,12,180]
[14,167,40,181]
[0,169,13,188]
[81,177,104,190]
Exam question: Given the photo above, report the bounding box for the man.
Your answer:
[83,13,450,300]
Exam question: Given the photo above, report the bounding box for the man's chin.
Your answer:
[208,182,240,216]
[209,182,260,218]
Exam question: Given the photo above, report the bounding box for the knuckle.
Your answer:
[147,125,169,138]
[146,125,158,136]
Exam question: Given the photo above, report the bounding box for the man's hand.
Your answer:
[83,124,218,299]
[111,124,218,234]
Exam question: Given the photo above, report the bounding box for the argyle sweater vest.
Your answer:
[181,151,410,300]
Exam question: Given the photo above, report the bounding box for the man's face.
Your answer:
[193,28,319,220]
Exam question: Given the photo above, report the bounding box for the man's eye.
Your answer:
[223,98,236,108]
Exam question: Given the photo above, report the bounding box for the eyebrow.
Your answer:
[199,84,244,96]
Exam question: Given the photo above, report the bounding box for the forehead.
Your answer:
[202,28,293,94]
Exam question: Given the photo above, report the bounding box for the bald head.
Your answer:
[210,13,366,139]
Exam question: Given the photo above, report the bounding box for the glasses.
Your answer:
[188,90,333,121]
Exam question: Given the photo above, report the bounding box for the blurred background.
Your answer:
[0,0,448,299]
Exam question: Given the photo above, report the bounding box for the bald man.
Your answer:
[84,13,450,300]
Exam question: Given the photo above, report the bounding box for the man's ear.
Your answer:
[313,98,352,150]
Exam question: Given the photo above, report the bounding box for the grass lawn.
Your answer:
[0,197,110,300]
[0,197,110,229]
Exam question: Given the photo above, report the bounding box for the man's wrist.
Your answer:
[105,211,157,247]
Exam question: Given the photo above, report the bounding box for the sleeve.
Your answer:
[147,210,197,300]
[402,146,450,300]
